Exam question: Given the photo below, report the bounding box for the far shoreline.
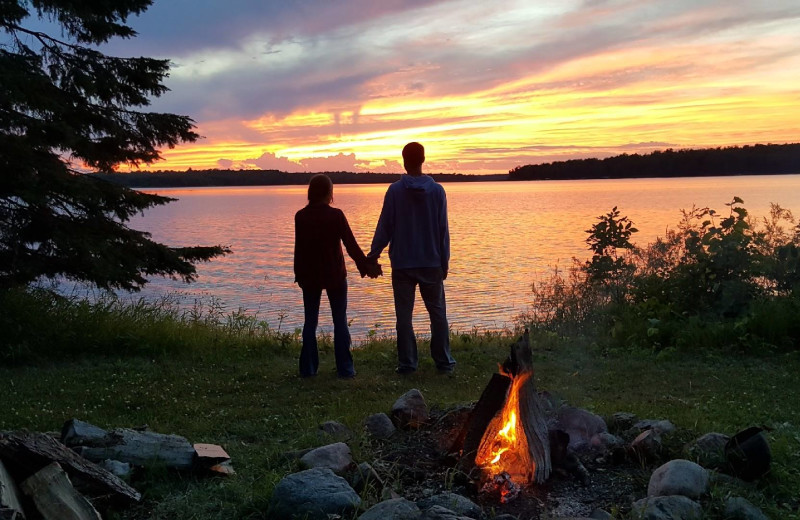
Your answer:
[93,143,800,189]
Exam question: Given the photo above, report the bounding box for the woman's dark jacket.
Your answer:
[294,203,368,289]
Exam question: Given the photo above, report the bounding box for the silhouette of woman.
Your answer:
[293,174,374,378]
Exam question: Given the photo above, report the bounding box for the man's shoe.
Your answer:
[436,365,455,375]
[395,366,416,375]
[338,371,356,380]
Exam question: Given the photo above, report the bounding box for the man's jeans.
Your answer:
[392,267,456,371]
[300,280,355,378]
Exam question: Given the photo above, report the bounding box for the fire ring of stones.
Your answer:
[268,332,773,520]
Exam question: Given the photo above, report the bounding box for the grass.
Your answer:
[1,291,799,519]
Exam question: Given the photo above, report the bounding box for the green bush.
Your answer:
[520,198,800,353]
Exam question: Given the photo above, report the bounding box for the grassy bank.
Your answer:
[1,291,799,519]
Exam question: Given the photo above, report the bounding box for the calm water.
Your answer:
[114,175,800,339]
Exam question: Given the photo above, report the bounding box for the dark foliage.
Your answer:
[509,143,800,180]
[523,199,800,353]
[1,1,229,290]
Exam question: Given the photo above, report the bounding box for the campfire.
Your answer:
[459,330,552,501]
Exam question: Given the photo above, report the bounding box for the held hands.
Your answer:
[362,257,383,279]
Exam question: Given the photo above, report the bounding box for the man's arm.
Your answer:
[368,188,394,259]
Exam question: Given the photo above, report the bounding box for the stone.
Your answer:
[590,432,625,453]
[724,497,769,520]
[319,420,352,441]
[422,504,474,520]
[631,495,702,520]
[392,389,430,429]
[647,459,709,499]
[417,492,482,519]
[631,429,662,461]
[364,413,397,439]
[299,442,354,474]
[589,508,613,519]
[99,459,133,480]
[268,467,361,520]
[359,497,421,520]
[635,419,676,435]
[609,412,638,431]
[349,462,383,493]
[554,406,608,451]
[685,432,730,469]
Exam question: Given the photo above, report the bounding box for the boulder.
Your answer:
[422,504,474,520]
[299,442,353,474]
[319,421,352,441]
[554,406,608,452]
[359,497,421,520]
[647,459,709,499]
[392,389,429,429]
[268,467,360,520]
[631,429,662,461]
[634,419,676,435]
[685,432,729,469]
[724,497,769,520]
[609,412,637,431]
[631,495,702,520]
[364,413,397,439]
[417,492,482,519]
[349,462,383,493]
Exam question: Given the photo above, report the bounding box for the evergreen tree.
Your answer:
[1,1,229,291]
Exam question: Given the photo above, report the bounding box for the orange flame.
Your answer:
[475,373,535,484]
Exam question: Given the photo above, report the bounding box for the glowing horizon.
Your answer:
[99,1,800,174]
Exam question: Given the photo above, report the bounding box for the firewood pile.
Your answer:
[0,420,232,520]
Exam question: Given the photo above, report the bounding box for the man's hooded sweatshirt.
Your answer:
[369,174,450,271]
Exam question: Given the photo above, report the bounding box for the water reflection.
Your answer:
[121,175,800,339]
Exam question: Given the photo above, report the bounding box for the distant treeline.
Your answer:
[509,143,800,181]
[92,143,800,188]
[92,169,507,188]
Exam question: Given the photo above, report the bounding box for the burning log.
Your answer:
[470,330,552,486]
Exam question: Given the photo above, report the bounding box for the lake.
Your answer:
[111,175,800,339]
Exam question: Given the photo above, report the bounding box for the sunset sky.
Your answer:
[97,0,800,174]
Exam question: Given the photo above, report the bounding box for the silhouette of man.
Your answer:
[368,142,456,374]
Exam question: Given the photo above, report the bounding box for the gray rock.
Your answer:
[724,497,770,520]
[647,459,709,499]
[685,432,730,469]
[631,429,662,460]
[609,412,638,431]
[590,432,625,453]
[299,442,354,474]
[589,508,613,519]
[268,467,361,520]
[554,406,608,451]
[631,495,702,520]
[392,389,429,429]
[350,462,383,493]
[319,420,352,441]
[359,497,422,520]
[635,419,676,435]
[417,492,482,518]
[422,505,474,520]
[99,459,132,480]
[364,413,397,439]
